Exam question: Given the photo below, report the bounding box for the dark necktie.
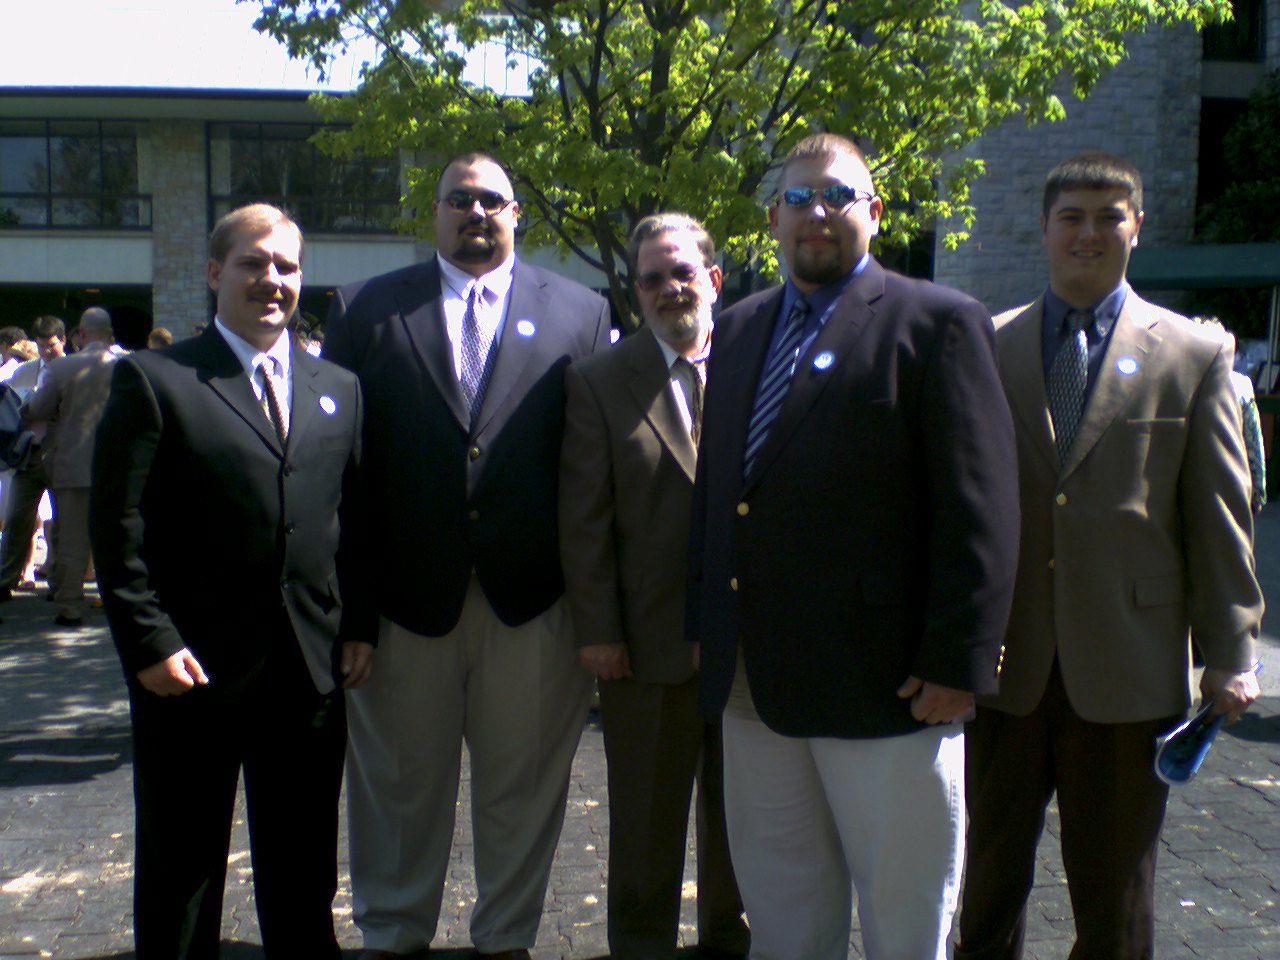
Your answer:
[1046,308,1091,463]
[258,359,288,445]
[461,282,496,422]
[674,356,706,446]
[743,297,809,478]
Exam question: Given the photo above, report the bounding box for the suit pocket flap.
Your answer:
[1134,574,1181,607]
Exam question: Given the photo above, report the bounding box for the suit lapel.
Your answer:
[396,260,469,429]
[628,327,696,481]
[472,264,546,438]
[708,288,781,493]
[285,344,320,453]
[998,299,1059,476]
[1062,298,1162,479]
[196,329,281,454]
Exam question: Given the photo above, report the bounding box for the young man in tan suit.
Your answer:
[957,152,1263,959]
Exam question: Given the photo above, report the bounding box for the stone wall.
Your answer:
[149,120,209,337]
[933,24,1203,313]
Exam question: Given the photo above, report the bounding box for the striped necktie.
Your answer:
[1046,308,1091,463]
[743,297,809,479]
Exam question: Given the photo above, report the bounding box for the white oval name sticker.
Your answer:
[813,351,835,370]
[319,396,337,415]
[516,319,537,337]
[1116,356,1139,376]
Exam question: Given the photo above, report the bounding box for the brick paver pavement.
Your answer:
[3,506,1279,959]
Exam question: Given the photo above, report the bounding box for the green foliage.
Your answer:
[246,0,1229,323]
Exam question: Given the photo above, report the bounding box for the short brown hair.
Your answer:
[627,213,717,274]
[1043,152,1144,217]
[782,133,868,176]
[209,203,303,263]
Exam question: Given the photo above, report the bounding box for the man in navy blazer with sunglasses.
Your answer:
[325,152,610,960]
[687,133,1020,959]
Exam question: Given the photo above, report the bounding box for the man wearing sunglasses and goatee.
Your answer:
[325,152,610,960]
[686,133,1020,959]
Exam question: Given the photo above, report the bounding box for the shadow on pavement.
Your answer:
[1223,706,1280,744]
[0,723,131,786]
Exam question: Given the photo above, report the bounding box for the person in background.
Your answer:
[146,327,173,350]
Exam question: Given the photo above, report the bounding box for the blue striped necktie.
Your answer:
[743,297,810,478]
[1046,308,1091,463]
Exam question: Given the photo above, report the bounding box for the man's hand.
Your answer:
[136,648,209,696]
[579,642,632,681]
[340,641,375,689]
[896,676,974,725]
[1200,665,1261,724]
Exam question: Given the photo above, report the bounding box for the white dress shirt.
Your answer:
[437,253,516,383]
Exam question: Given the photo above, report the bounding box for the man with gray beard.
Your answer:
[560,213,749,960]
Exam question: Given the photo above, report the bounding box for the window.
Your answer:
[1204,0,1264,62]
[0,120,151,228]
[208,123,400,233]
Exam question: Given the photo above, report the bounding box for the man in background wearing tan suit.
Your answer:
[957,152,1264,960]
[560,213,748,960]
[24,307,121,626]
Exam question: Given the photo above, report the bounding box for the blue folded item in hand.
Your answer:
[1154,700,1225,786]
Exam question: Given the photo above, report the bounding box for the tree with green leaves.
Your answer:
[249,0,1229,324]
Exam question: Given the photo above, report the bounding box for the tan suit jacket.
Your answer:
[986,292,1262,723]
[560,325,698,684]
[24,343,120,488]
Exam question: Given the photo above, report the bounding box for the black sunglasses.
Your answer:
[442,189,512,213]
[781,184,875,209]
[636,262,701,292]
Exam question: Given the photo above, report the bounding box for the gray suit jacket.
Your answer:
[560,325,699,684]
[987,292,1262,722]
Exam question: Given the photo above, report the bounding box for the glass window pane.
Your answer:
[50,136,103,192]
[52,197,101,226]
[0,197,49,225]
[0,137,48,193]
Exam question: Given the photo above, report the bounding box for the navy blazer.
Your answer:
[688,258,1020,738]
[324,256,610,638]
[90,328,365,697]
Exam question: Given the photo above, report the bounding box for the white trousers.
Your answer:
[722,664,965,960]
[345,581,592,954]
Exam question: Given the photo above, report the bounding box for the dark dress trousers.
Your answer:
[689,258,1021,738]
[90,329,364,960]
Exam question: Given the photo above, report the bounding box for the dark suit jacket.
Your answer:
[90,329,365,696]
[987,294,1262,722]
[688,258,1021,738]
[324,256,610,638]
[560,325,699,684]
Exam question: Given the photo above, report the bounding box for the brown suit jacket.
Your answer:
[24,342,120,488]
[560,325,699,685]
[986,292,1262,723]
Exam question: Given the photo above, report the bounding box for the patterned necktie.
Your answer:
[675,356,706,446]
[743,297,810,478]
[1046,308,1091,463]
[258,358,288,445]
[461,281,497,422]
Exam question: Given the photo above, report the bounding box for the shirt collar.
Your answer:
[780,251,871,326]
[214,317,292,380]
[437,251,517,302]
[1044,281,1129,339]
[654,326,713,371]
